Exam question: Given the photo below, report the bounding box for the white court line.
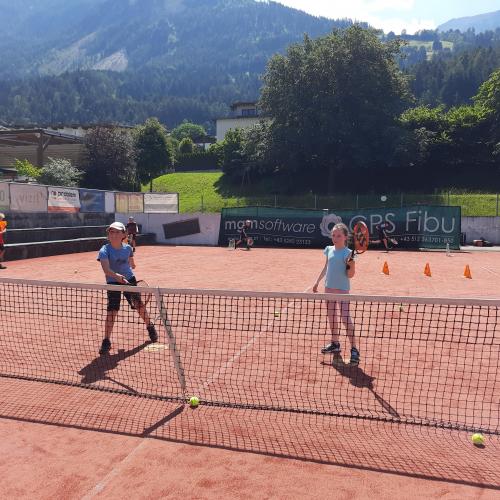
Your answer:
[197,285,312,392]
[82,283,311,497]
[480,266,500,277]
[81,440,148,499]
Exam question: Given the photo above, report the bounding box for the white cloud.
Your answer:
[267,0,435,33]
[366,15,435,33]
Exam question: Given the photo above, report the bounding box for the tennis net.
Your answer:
[0,277,498,435]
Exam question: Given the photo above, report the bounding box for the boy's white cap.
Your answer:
[108,221,126,231]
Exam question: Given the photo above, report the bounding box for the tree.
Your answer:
[474,68,500,138]
[14,159,41,181]
[82,126,137,190]
[220,129,245,180]
[259,26,412,192]
[38,157,83,187]
[171,121,206,142]
[135,118,173,191]
[178,137,194,154]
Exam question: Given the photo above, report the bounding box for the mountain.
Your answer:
[0,0,364,128]
[0,0,350,79]
[438,10,500,33]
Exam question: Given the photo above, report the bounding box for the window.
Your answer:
[240,108,257,117]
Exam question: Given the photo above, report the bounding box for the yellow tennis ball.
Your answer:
[399,305,404,312]
[471,433,485,446]
[189,396,200,408]
[274,310,281,317]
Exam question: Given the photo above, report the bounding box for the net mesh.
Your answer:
[0,278,498,435]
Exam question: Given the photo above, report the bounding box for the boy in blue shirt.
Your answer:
[313,223,360,365]
[97,221,157,355]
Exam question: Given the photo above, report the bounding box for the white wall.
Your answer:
[215,117,262,141]
[461,217,500,244]
[115,213,221,245]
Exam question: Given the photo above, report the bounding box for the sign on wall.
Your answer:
[48,187,80,212]
[128,193,144,213]
[0,182,9,210]
[79,189,105,212]
[9,184,48,212]
[115,193,128,213]
[144,193,179,213]
[219,206,462,250]
[105,191,115,213]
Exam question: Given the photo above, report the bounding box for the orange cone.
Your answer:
[464,265,472,279]
[424,263,432,277]
[382,261,390,275]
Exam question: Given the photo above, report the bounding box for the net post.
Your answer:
[153,288,187,396]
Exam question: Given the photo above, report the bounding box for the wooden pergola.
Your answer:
[0,128,84,168]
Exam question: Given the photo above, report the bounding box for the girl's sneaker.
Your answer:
[99,338,111,355]
[349,347,360,366]
[321,341,341,354]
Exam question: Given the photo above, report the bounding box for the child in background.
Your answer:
[126,216,139,252]
[0,213,7,269]
[235,220,252,250]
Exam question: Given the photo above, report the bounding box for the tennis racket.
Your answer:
[131,279,152,308]
[247,237,254,247]
[347,221,369,269]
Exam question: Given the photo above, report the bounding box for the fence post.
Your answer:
[497,193,499,217]
[356,194,359,209]
[400,192,404,208]
[201,194,204,212]
[314,194,317,209]
[447,191,450,205]
[274,194,277,208]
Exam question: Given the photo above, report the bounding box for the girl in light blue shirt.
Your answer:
[313,223,359,365]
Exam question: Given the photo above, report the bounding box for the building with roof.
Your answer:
[215,101,266,141]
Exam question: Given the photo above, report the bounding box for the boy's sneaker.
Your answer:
[0,264,6,269]
[349,347,360,366]
[321,341,341,354]
[147,324,158,342]
[99,338,111,355]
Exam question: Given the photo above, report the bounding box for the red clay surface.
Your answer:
[0,245,499,499]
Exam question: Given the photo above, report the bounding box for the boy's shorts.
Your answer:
[107,276,141,311]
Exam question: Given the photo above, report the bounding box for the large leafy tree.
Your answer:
[82,126,137,190]
[135,118,173,191]
[171,122,207,142]
[259,26,412,192]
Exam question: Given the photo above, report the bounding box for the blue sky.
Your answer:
[265,1,500,34]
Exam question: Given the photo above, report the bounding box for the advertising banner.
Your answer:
[115,193,128,213]
[47,187,80,212]
[79,189,105,212]
[9,184,47,212]
[105,192,115,213]
[144,193,179,213]
[0,182,9,210]
[128,193,144,213]
[219,206,461,250]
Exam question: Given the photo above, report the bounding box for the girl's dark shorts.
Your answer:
[107,276,140,311]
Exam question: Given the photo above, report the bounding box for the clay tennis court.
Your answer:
[1,245,499,498]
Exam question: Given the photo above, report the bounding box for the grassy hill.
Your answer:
[147,172,500,216]
[407,40,454,59]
